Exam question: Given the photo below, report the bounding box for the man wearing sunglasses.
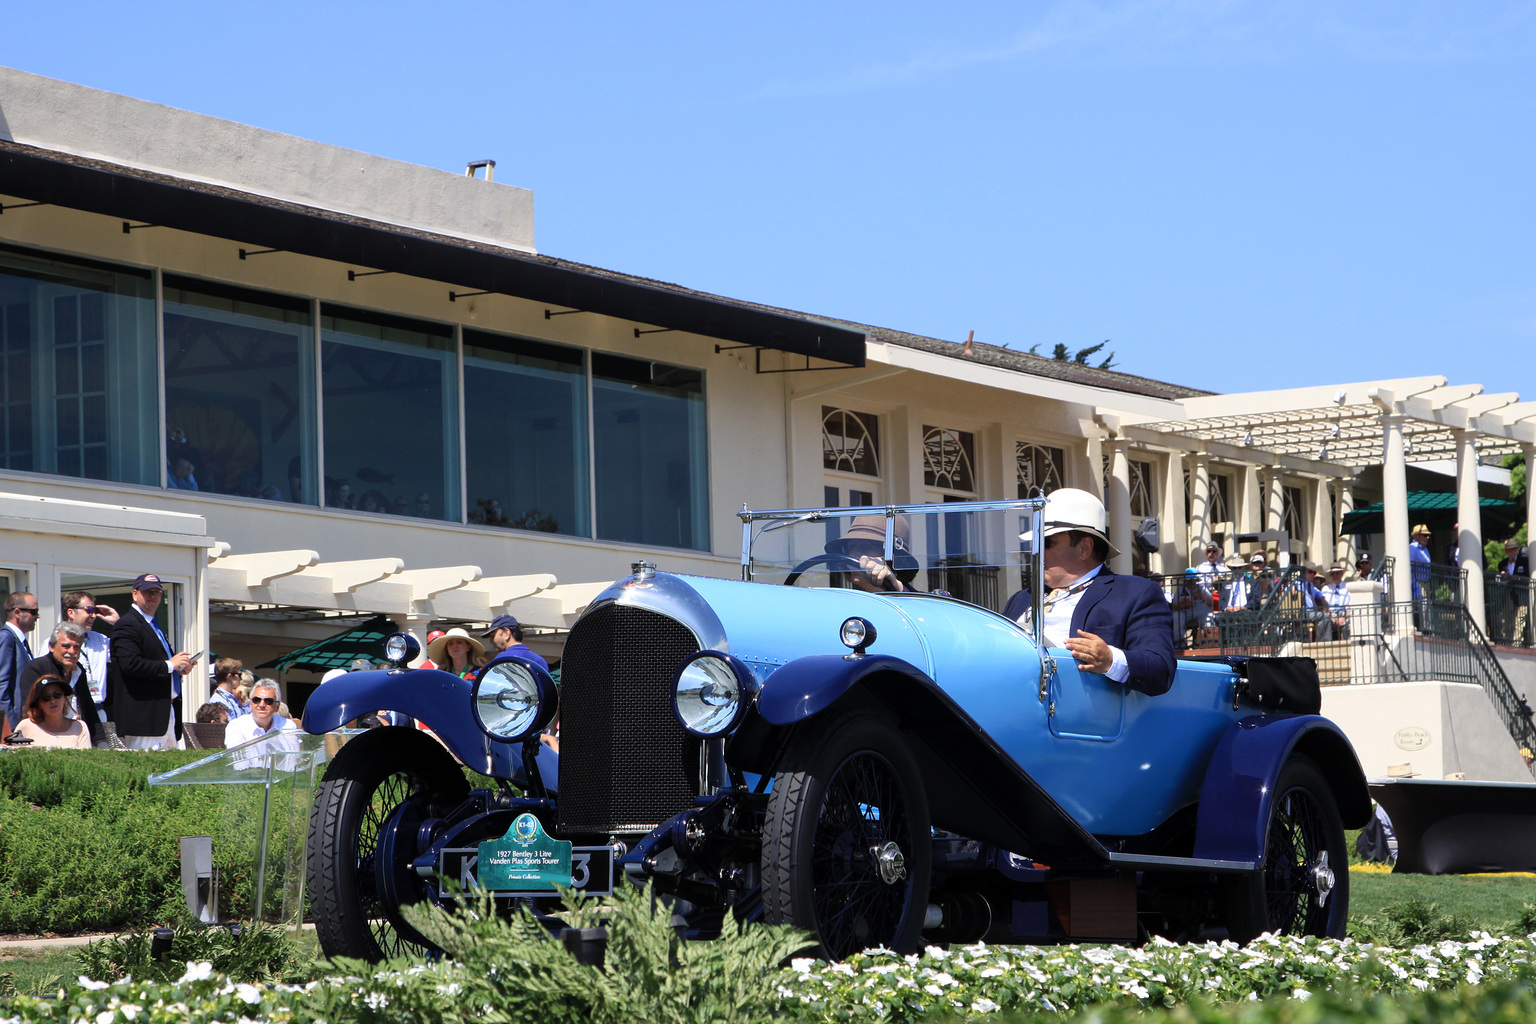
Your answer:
[0,592,39,734]
[225,680,299,769]
[63,591,118,734]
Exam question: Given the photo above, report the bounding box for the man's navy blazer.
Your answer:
[0,626,31,731]
[1002,569,1176,697]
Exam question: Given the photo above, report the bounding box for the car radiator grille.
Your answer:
[556,604,701,836]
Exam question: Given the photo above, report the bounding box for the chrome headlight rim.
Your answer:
[383,632,421,669]
[471,656,558,742]
[671,650,757,738]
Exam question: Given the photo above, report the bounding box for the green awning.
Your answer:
[1340,491,1521,536]
[255,614,399,673]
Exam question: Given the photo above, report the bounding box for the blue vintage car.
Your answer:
[302,499,1369,962]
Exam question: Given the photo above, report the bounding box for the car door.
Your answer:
[1046,650,1126,741]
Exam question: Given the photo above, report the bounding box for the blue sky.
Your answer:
[5,2,1534,401]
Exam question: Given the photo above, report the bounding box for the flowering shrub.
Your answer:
[776,932,1536,1021]
[10,932,1536,1024]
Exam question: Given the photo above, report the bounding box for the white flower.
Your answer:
[925,945,950,959]
[96,1012,114,1024]
[1292,989,1311,1001]
[177,962,214,984]
[234,983,263,1005]
[980,967,1005,978]
[924,984,945,996]
[970,997,1001,1013]
[77,978,110,991]
[1410,978,1430,991]
[365,991,389,1010]
[790,958,817,974]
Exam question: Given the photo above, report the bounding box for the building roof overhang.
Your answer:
[1124,378,1536,471]
[0,139,867,368]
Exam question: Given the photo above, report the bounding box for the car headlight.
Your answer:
[840,616,877,656]
[672,651,757,738]
[472,658,558,742]
[383,632,421,669]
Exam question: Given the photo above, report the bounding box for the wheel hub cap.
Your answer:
[872,842,906,885]
[1311,850,1334,907]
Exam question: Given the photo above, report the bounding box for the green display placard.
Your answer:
[477,813,572,892]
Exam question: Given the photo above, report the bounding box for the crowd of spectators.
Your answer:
[1152,542,1364,651]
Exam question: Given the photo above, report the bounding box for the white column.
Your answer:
[398,612,435,668]
[1189,453,1211,553]
[1081,436,1106,500]
[1525,444,1536,554]
[1265,470,1287,565]
[1381,413,1412,606]
[1335,482,1358,565]
[1239,465,1262,535]
[1309,477,1334,567]
[1454,428,1486,631]
[1105,439,1134,575]
[1161,452,1189,572]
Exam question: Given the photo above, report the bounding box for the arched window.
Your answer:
[1015,443,1063,498]
[821,407,880,477]
[923,426,975,493]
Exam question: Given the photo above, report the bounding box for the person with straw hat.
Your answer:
[426,628,484,681]
[1000,488,1175,696]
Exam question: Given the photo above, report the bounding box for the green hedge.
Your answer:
[0,750,288,934]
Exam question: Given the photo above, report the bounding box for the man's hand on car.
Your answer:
[1065,629,1113,674]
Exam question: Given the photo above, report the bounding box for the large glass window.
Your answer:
[593,354,708,550]
[321,305,458,521]
[463,329,589,536]
[163,276,316,503]
[0,244,158,484]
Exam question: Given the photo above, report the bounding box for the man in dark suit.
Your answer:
[19,622,103,746]
[0,591,39,732]
[1497,537,1531,647]
[1003,488,1175,697]
[109,573,194,749]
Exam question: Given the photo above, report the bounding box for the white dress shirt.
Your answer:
[1020,564,1130,684]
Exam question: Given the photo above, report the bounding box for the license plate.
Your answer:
[438,845,615,896]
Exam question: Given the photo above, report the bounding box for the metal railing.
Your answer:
[1484,573,1533,648]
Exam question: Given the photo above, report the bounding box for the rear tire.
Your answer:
[762,713,931,960]
[306,727,469,961]
[1224,754,1349,943]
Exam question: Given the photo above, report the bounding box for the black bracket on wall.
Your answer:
[449,290,492,302]
[634,327,674,337]
[348,269,392,280]
[0,201,44,214]
[239,248,281,259]
[122,221,157,233]
[544,308,585,319]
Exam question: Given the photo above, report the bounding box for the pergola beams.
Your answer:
[206,548,600,629]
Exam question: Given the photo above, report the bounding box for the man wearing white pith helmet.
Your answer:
[1001,488,1176,697]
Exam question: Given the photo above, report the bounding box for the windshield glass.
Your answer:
[741,500,1045,616]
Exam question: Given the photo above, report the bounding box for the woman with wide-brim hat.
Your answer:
[824,514,920,593]
[426,627,484,681]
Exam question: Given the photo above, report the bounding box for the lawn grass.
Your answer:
[1349,868,1536,937]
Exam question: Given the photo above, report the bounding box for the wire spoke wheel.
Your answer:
[763,714,930,960]
[307,728,470,961]
[1224,754,1348,943]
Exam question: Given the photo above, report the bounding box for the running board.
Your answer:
[1105,851,1256,874]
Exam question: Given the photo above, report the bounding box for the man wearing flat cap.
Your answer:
[110,573,195,749]
[480,614,550,674]
[1001,488,1176,697]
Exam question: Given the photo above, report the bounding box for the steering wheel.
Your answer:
[783,553,865,587]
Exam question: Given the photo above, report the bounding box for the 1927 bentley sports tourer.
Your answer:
[301,499,1369,962]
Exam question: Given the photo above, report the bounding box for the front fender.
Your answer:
[737,653,1110,868]
[301,667,557,784]
[1192,714,1370,865]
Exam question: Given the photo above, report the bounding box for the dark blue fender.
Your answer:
[741,653,1111,868]
[1192,714,1371,864]
[300,667,559,786]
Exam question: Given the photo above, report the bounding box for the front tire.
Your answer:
[762,713,931,959]
[1224,754,1349,943]
[306,727,470,961]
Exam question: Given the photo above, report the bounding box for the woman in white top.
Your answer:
[11,675,90,749]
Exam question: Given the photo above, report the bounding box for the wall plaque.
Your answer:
[1394,726,1431,751]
